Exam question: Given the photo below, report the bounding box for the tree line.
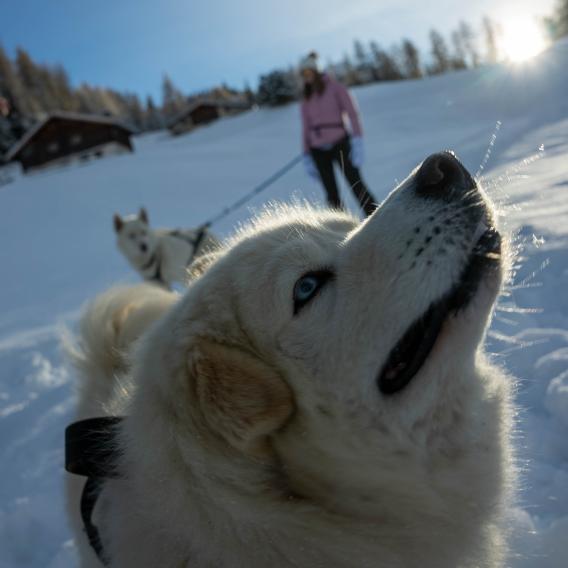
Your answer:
[1,4,566,157]
[258,2,568,106]
[0,45,249,156]
[257,17,506,106]
[545,0,568,38]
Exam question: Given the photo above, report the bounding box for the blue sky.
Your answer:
[1,0,556,101]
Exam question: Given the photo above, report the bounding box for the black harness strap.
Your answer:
[169,225,209,266]
[66,417,124,566]
[66,417,123,478]
[149,257,165,286]
[139,251,165,287]
[144,226,209,288]
[81,477,110,565]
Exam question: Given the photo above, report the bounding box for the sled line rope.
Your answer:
[200,153,303,229]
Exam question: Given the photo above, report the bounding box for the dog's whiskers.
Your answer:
[475,121,502,180]
[495,302,543,315]
[482,147,545,190]
[513,257,550,289]
[490,336,549,357]
[506,282,543,291]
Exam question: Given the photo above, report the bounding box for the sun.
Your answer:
[499,17,548,63]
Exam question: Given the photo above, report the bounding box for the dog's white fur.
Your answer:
[69,165,514,567]
[113,208,220,288]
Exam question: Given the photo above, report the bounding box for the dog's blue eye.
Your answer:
[293,270,333,315]
[296,277,318,300]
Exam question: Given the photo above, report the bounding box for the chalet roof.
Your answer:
[5,112,134,161]
[169,98,251,127]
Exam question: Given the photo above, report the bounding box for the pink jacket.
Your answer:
[300,75,363,152]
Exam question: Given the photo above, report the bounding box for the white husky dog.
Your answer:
[68,152,514,568]
[113,207,220,288]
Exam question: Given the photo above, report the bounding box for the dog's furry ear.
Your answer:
[192,340,294,456]
[139,207,149,224]
[113,214,123,233]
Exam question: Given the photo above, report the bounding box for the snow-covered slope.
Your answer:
[1,40,567,567]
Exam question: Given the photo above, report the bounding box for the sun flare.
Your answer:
[499,17,548,63]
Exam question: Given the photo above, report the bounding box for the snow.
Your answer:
[1,40,567,567]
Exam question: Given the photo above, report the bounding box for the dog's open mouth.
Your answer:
[378,225,501,395]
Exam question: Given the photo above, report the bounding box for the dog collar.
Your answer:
[66,417,124,566]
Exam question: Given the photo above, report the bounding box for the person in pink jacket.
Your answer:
[300,52,376,216]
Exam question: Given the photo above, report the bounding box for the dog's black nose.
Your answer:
[415,151,475,201]
[140,244,147,253]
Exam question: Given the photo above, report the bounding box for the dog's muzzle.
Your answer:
[377,151,501,395]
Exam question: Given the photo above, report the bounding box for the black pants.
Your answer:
[310,136,377,216]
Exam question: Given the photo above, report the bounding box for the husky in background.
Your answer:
[70,152,515,567]
[113,208,220,288]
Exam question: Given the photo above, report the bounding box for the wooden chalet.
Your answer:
[5,112,134,172]
[168,99,251,136]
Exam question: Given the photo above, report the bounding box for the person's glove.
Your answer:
[303,153,320,181]
[350,136,365,169]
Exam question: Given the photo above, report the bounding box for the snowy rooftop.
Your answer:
[5,111,134,161]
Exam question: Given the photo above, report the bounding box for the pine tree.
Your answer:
[36,66,61,111]
[450,30,468,69]
[243,81,256,106]
[0,115,14,157]
[353,40,373,84]
[369,41,403,81]
[144,96,163,130]
[482,17,499,64]
[14,48,43,115]
[91,87,117,115]
[256,70,297,107]
[162,74,186,120]
[0,45,25,114]
[123,93,145,131]
[339,54,360,86]
[553,0,568,37]
[50,66,77,111]
[2,47,188,136]
[428,30,451,75]
[76,84,98,113]
[401,39,422,79]
[0,45,28,154]
[458,21,481,67]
